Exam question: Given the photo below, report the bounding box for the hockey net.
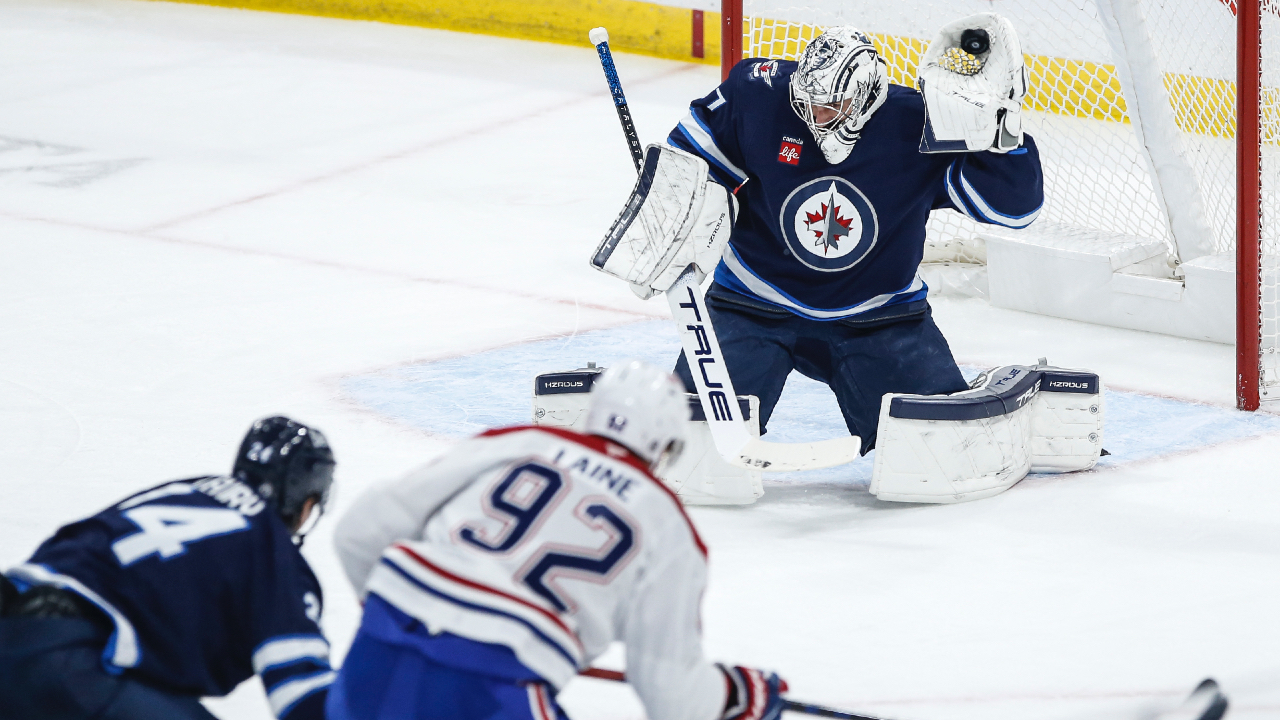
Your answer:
[730,0,1280,408]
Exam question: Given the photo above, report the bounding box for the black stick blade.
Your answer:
[1156,678,1229,720]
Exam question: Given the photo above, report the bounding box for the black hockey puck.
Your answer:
[960,28,990,55]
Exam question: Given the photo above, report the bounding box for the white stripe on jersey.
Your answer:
[721,245,926,319]
[9,563,141,668]
[266,669,335,718]
[252,635,330,674]
[959,169,1041,228]
[944,161,977,221]
[367,544,585,687]
[674,108,749,185]
[527,683,557,720]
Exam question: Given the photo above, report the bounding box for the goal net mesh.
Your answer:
[740,0,1280,399]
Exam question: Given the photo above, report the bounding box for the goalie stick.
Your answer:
[589,28,863,472]
[580,668,1230,720]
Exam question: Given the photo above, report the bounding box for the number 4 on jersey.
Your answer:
[112,505,249,565]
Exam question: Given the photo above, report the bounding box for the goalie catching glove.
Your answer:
[917,12,1028,153]
[590,144,736,299]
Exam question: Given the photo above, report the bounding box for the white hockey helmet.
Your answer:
[790,26,889,164]
[585,359,688,472]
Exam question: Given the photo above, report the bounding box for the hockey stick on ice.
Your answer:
[1155,678,1229,720]
[579,667,888,720]
[582,669,1230,720]
[589,29,862,472]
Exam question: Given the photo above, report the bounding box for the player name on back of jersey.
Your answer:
[192,476,267,515]
[123,475,268,517]
[551,443,640,502]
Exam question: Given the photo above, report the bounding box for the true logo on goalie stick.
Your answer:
[778,176,878,271]
[778,136,803,165]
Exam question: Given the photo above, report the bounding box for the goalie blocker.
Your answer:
[591,143,735,299]
[871,360,1104,503]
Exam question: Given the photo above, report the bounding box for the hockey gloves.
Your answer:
[718,664,788,720]
[917,12,1028,153]
[591,144,736,300]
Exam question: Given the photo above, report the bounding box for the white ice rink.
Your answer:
[1,1,1278,718]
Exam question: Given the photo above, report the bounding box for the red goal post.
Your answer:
[719,0,1270,411]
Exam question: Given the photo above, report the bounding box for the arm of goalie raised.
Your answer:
[917,12,1028,154]
[590,144,737,299]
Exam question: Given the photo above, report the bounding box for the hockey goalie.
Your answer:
[573,14,1105,505]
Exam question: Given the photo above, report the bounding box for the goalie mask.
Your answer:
[790,27,889,165]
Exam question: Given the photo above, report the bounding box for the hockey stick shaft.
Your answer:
[579,667,888,720]
[590,28,644,172]
[667,268,755,460]
[589,26,751,461]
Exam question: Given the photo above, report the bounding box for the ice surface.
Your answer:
[343,319,1280,488]
[1,1,1278,719]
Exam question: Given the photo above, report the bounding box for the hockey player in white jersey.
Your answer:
[328,360,786,720]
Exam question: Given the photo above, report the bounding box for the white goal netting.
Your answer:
[739,0,1280,400]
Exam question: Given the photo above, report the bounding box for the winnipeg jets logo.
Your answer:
[803,183,855,254]
[778,177,878,272]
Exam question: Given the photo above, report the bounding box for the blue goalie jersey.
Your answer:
[7,476,332,720]
[668,58,1044,320]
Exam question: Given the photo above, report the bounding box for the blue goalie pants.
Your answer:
[0,617,216,720]
[674,284,969,454]
[327,594,568,720]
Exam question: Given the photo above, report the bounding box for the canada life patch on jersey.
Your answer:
[778,136,803,165]
[749,60,780,87]
[778,176,879,272]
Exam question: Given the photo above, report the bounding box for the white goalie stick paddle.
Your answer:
[590,27,861,472]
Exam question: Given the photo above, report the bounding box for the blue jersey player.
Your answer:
[0,416,337,720]
[665,25,1044,452]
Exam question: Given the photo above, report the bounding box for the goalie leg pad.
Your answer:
[870,363,1103,503]
[663,394,764,505]
[590,144,736,298]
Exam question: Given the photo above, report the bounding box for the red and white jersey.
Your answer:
[334,426,725,720]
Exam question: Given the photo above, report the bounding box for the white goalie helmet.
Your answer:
[790,26,889,164]
[585,359,688,473]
